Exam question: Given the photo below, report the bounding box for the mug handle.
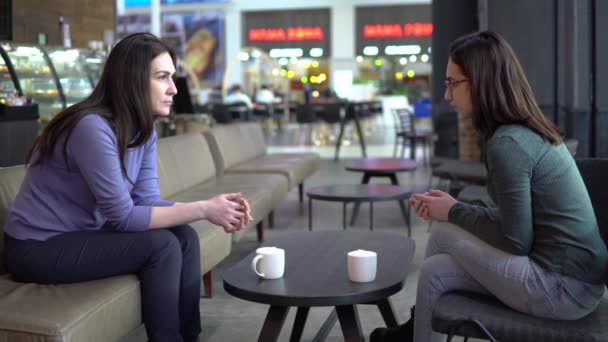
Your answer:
[251,254,265,277]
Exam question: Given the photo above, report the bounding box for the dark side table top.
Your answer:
[345,157,417,173]
[223,231,415,307]
[432,159,487,184]
[306,184,412,202]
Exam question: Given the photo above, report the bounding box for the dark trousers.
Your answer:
[4,225,202,342]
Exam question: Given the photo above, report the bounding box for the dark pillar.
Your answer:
[595,0,608,157]
[431,0,478,158]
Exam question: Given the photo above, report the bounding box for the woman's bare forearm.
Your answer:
[149,202,205,229]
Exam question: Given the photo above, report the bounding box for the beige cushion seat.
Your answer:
[0,273,141,342]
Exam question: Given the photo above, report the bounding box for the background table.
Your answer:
[223,231,416,342]
[306,184,412,233]
[345,157,417,232]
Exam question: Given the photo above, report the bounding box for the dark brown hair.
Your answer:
[449,31,562,144]
[27,33,176,181]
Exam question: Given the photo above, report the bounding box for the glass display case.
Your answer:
[81,49,106,87]
[0,50,17,96]
[0,43,64,122]
[45,48,94,108]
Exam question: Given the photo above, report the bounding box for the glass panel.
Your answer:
[0,51,17,95]
[46,48,93,107]
[82,50,106,87]
[3,43,63,121]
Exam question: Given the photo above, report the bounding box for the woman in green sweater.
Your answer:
[371,31,608,342]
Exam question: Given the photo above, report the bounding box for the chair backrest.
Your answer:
[393,108,415,134]
[0,165,27,274]
[208,103,233,124]
[295,104,316,123]
[316,102,343,124]
[575,158,608,287]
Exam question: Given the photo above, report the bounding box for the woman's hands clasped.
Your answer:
[203,192,253,233]
[409,189,457,222]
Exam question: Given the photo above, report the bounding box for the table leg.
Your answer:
[308,198,313,231]
[290,307,310,342]
[369,201,374,231]
[334,116,347,161]
[312,309,338,342]
[259,305,290,342]
[375,298,399,327]
[398,198,410,236]
[353,114,367,158]
[343,202,347,230]
[388,173,399,185]
[336,305,364,342]
[387,173,410,235]
[350,173,372,226]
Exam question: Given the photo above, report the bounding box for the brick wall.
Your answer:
[12,0,115,48]
[458,113,481,161]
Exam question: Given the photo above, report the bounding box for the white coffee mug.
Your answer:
[347,249,377,283]
[251,246,285,279]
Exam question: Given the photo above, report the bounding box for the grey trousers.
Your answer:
[414,223,605,342]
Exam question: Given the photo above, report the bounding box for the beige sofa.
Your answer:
[203,123,320,232]
[0,165,143,342]
[155,132,289,290]
[0,123,319,341]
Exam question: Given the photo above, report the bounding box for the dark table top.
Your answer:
[306,184,412,202]
[223,231,415,307]
[345,157,417,173]
[433,159,487,184]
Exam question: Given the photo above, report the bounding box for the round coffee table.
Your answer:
[345,157,417,233]
[223,231,416,342]
[306,184,412,232]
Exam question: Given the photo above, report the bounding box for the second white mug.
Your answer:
[347,249,377,283]
[251,246,285,279]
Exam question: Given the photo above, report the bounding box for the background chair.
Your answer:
[392,108,435,163]
[431,158,608,342]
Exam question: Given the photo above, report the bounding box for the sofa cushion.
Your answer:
[156,133,217,197]
[0,166,27,274]
[203,123,266,172]
[227,152,320,189]
[0,274,140,342]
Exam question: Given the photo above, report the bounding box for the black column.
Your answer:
[431,0,478,158]
[595,0,608,157]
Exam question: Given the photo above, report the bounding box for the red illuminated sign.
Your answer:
[249,27,324,41]
[363,23,433,38]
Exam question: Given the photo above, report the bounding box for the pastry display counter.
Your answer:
[0,43,64,122]
[45,48,94,107]
[0,43,107,123]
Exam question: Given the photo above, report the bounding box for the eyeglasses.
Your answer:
[444,78,468,95]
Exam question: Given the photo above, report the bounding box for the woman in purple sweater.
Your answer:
[3,33,251,342]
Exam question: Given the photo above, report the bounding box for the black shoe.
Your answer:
[370,306,415,342]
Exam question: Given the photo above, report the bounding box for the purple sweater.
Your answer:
[4,114,174,241]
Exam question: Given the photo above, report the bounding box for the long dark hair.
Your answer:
[449,31,562,144]
[26,33,176,181]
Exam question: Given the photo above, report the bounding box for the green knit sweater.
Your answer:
[448,125,608,285]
